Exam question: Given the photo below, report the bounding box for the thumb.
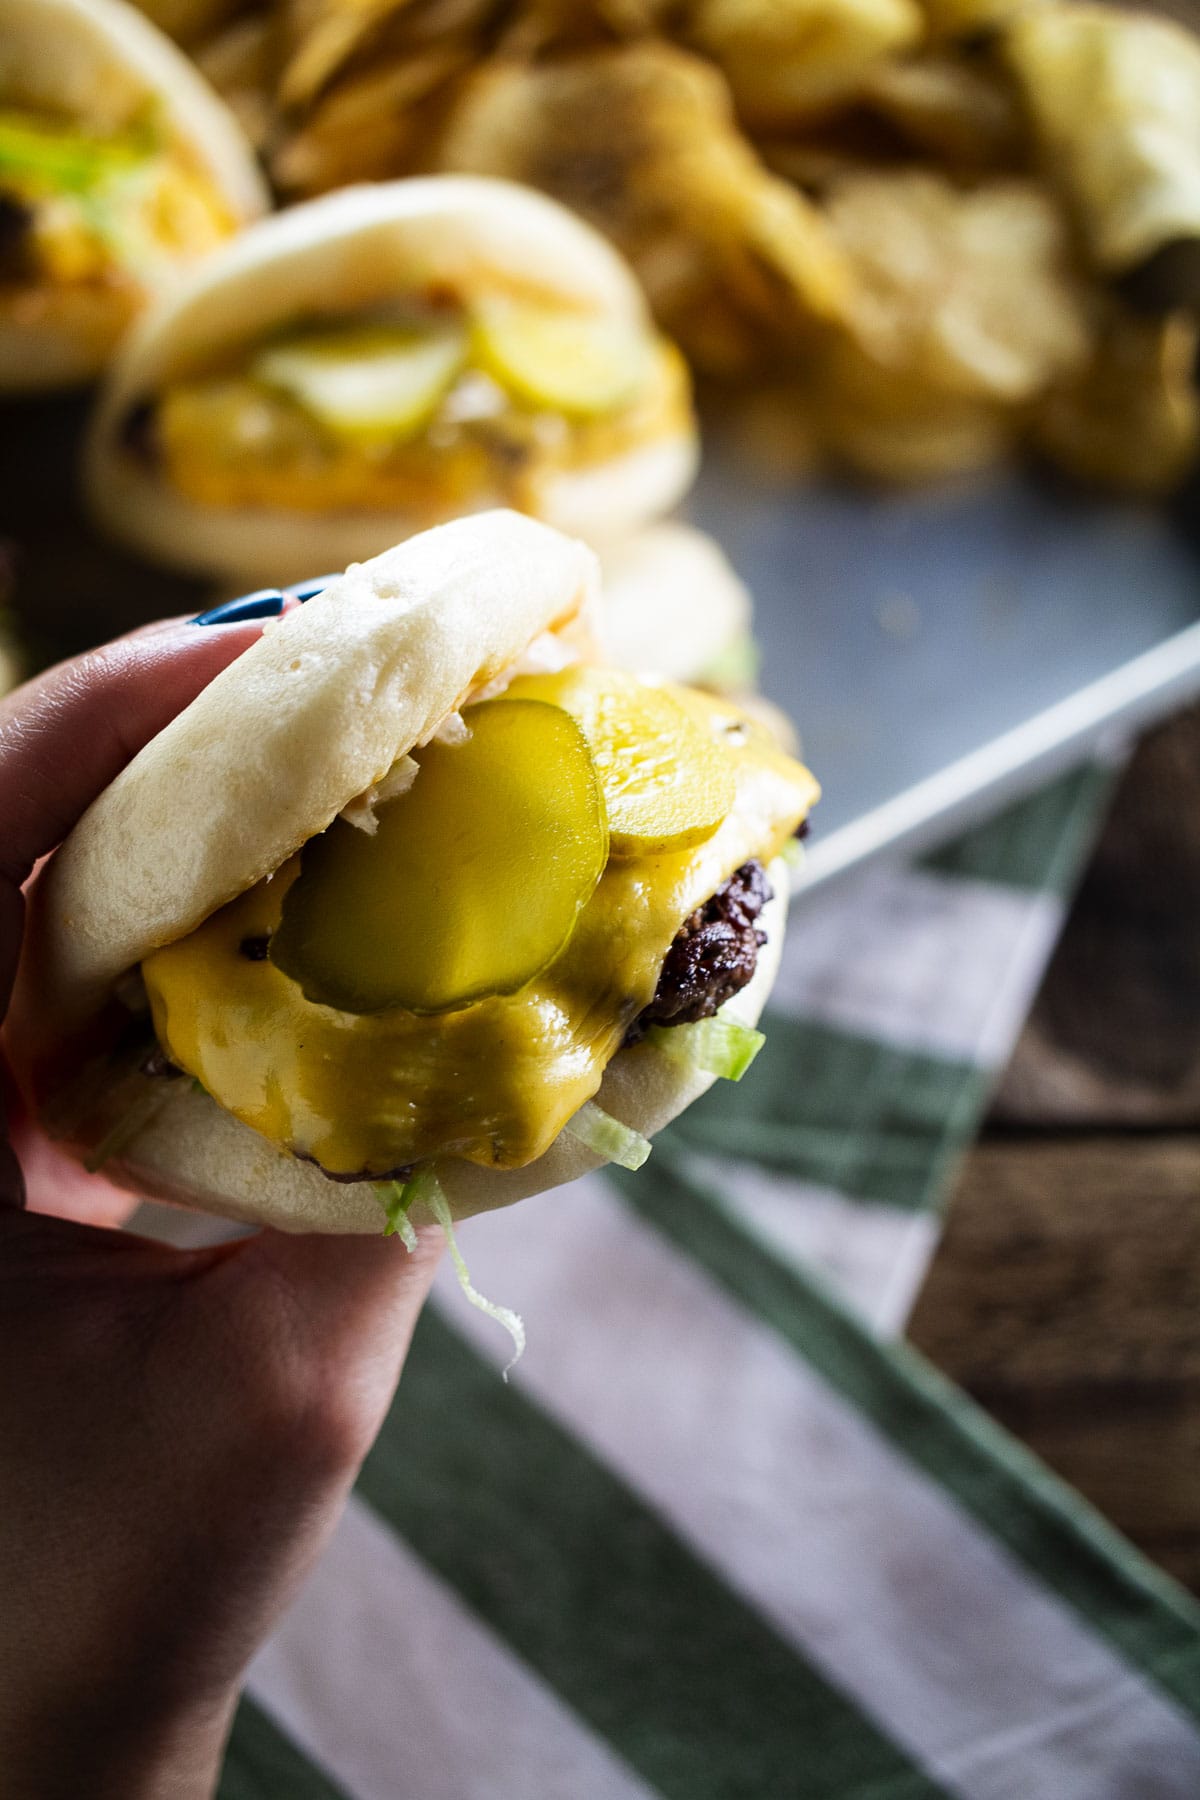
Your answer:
[0,615,266,1015]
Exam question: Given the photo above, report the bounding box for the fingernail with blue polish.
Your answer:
[192,588,286,626]
[287,575,337,603]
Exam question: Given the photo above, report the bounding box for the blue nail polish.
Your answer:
[287,575,338,603]
[192,588,285,626]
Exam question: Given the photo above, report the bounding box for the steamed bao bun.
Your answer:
[11,512,812,1235]
[85,176,700,585]
[598,524,753,688]
[0,0,267,391]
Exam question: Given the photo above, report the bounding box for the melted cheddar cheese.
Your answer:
[141,691,817,1177]
[155,339,690,517]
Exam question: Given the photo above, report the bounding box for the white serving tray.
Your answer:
[689,422,1200,892]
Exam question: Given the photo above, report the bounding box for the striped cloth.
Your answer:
[217,765,1200,1800]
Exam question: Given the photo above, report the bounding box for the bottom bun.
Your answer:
[99,870,786,1233]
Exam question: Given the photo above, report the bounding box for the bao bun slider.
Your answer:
[11,512,818,1236]
[598,524,755,691]
[0,0,267,391]
[86,177,699,584]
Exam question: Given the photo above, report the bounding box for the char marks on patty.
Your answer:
[625,859,772,1044]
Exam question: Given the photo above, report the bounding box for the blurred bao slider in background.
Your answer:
[598,524,757,694]
[85,176,699,584]
[0,0,266,392]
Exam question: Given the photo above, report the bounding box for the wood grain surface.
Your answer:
[910,705,1200,1595]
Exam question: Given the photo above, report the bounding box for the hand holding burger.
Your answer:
[0,510,816,1791]
[10,511,817,1255]
[0,615,440,1799]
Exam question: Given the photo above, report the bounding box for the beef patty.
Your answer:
[625,859,772,1044]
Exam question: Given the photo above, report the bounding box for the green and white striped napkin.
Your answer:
[219,766,1200,1800]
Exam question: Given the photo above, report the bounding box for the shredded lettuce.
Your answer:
[376,1170,525,1373]
[649,1015,765,1082]
[426,1184,525,1377]
[374,1176,420,1250]
[698,631,759,692]
[565,1099,651,1170]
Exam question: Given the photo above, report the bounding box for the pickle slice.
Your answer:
[507,668,737,856]
[472,296,652,417]
[270,698,607,1015]
[252,322,469,442]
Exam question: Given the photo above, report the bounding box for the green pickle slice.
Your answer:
[270,698,608,1015]
[252,322,469,442]
[507,668,737,855]
[472,296,652,417]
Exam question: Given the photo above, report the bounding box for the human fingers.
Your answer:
[0,614,265,1016]
[211,1225,444,1473]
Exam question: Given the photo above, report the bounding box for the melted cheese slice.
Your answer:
[142,693,817,1177]
[157,341,690,516]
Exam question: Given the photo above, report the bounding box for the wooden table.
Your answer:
[910,705,1200,1595]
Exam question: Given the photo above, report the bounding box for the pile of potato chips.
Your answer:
[141,0,1200,492]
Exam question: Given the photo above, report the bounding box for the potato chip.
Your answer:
[758,133,886,193]
[274,54,464,191]
[823,171,1092,402]
[855,52,1024,173]
[274,0,491,112]
[194,15,280,150]
[133,0,247,46]
[919,0,1044,45]
[685,0,923,128]
[279,4,396,112]
[1003,6,1200,301]
[757,52,1023,189]
[1030,305,1199,495]
[715,379,827,482]
[436,43,853,370]
[497,0,674,55]
[808,332,1015,482]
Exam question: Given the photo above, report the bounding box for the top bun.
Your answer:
[18,511,598,1060]
[85,177,699,579]
[96,176,647,392]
